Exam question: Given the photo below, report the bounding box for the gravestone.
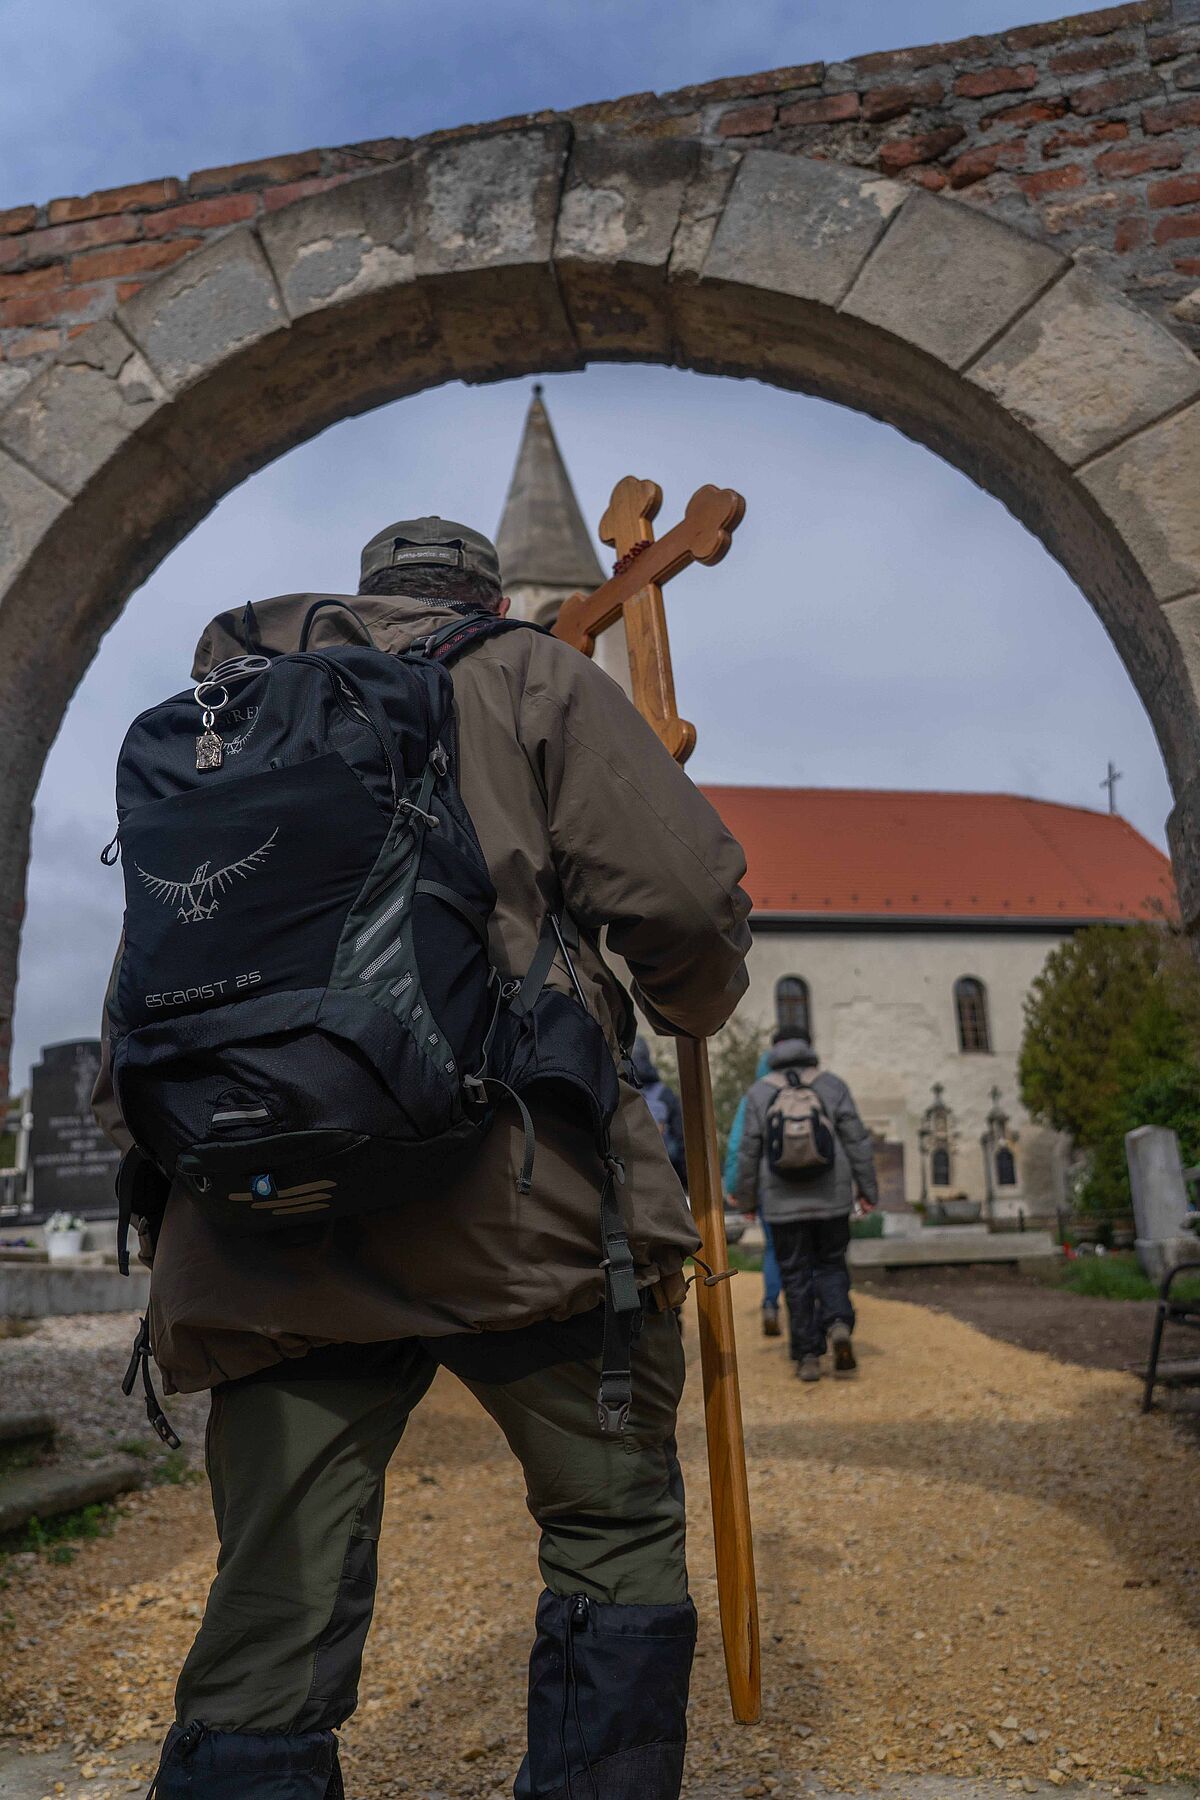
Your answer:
[1125,1125,1198,1283]
[28,1041,120,1224]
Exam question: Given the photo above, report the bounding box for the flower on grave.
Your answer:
[45,1211,86,1234]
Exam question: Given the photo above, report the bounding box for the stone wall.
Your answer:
[1,0,1200,403]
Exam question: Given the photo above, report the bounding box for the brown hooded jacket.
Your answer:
[93,595,752,1393]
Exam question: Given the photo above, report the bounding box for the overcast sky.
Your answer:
[2,0,1176,1085]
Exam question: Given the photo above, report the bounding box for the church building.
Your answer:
[496,388,1174,1225]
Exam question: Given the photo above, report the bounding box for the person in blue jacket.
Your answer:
[723,1049,782,1335]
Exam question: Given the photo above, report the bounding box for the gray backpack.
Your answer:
[765,1069,836,1180]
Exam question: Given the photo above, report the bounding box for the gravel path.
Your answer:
[2,1287,1199,1797]
[0,1312,208,1470]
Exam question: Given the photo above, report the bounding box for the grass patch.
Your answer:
[1046,1252,1200,1303]
[725,1247,763,1275]
[155,1448,201,1487]
[2,1500,117,1564]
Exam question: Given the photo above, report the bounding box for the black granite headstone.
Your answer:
[28,1040,121,1223]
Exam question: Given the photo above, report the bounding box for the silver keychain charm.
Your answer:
[193,657,269,771]
[196,707,225,770]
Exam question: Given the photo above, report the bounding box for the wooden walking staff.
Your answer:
[554,476,762,1726]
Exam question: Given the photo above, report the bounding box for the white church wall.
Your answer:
[737,926,1068,1220]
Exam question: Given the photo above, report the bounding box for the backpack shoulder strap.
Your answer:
[418,612,549,666]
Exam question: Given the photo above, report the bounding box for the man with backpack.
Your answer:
[92,517,752,1800]
[731,1032,878,1382]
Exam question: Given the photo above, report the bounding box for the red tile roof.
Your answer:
[699,787,1174,922]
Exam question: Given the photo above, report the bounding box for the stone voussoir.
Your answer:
[968,262,1200,467]
[840,186,1066,370]
[116,226,288,393]
[0,321,166,498]
[700,150,906,310]
[258,158,419,320]
[1082,399,1200,601]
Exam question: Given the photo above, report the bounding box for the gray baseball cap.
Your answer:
[359,516,501,591]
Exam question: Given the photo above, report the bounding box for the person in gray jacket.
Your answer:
[732,1033,878,1382]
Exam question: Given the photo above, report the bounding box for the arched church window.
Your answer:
[996,1145,1017,1187]
[775,976,811,1041]
[954,977,991,1054]
[931,1146,952,1187]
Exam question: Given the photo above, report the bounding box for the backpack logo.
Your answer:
[135,829,279,923]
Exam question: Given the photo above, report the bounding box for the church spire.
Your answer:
[496,385,604,626]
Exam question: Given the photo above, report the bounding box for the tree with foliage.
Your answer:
[708,1014,770,1168]
[1019,922,1200,1213]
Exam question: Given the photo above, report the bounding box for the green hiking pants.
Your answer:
[175,1304,687,1733]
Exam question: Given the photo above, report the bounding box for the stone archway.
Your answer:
[0,127,1199,1078]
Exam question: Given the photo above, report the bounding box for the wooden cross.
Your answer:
[555,479,745,763]
[554,474,761,1727]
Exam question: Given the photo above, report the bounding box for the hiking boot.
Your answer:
[830,1322,857,1376]
[797,1356,821,1383]
[762,1303,781,1338]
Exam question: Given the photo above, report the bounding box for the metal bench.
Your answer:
[1142,1166,1200,1413]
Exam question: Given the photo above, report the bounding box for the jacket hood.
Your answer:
[767,1037,818,1071]
[192,593,473,679]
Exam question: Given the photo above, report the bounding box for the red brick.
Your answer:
[1006,4,1164,52]
[47,178,181,225]
[68,237,202,282]
[877,124,966,172]
[1042,122,1127,155]
[954,64,1038,99]
[0,265,63,299]
[142,194,258,237]
[1153,208,1200,244]
[983,96,1068,129]
[1148,171,1200,208]
[947,139,1025,189]
[1143,96,1200,132]
[779,91,859,126]
[717,101,776,137]
[1049,36,1138,75]
[1070,71,1162,115]
[1148,28,1200,62]
[861,78,943,123]
[5,328,60,358]
[1175,256,1200,273]
[903,165,949,191]
[116,281,145,304]
[1019,162,1088,199]
[0,205,36,236]
[1114,212,1149,251]
[0,282,106,329]
[261,173,364,212]
[1097,140,1185,176]
[19,213,138,264]
[187,150,321,195]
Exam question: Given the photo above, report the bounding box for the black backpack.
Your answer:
[106,603,639,1439]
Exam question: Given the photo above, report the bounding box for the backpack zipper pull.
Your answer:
[100,827,120,865]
